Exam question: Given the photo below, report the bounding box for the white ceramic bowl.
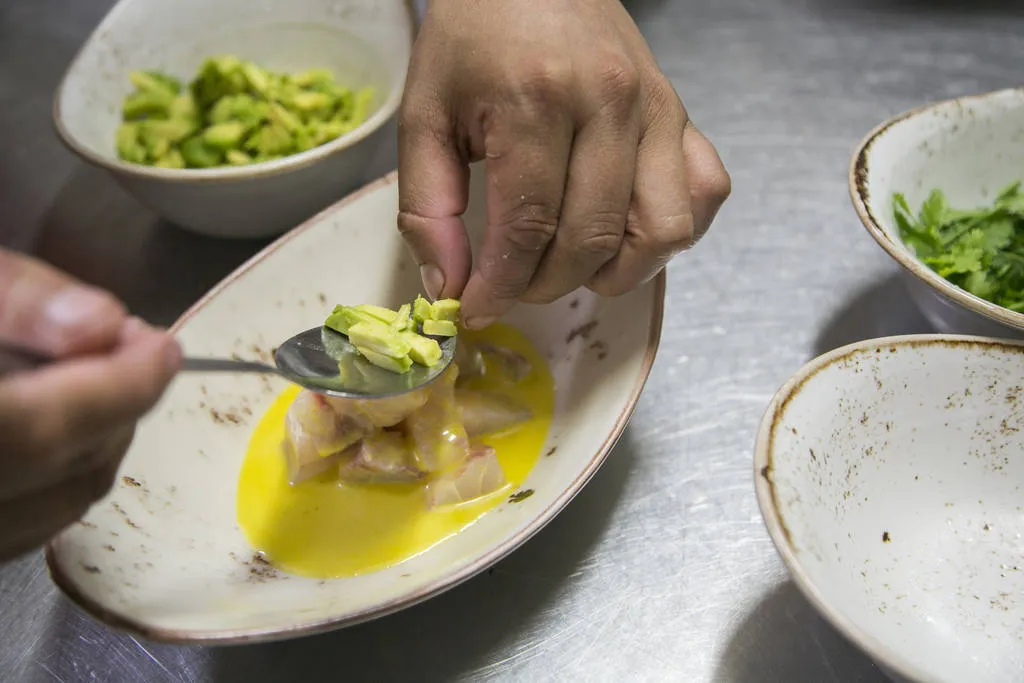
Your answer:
[755,335,1024,683]
[44,165,664,644]
[850,87,1024,338]
[54,0,416,239]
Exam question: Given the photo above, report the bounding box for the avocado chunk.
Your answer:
[430,299,461,323]
[357,347,413,374]
[422,319,458,337]
[347,321,412,359]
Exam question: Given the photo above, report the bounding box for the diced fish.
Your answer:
[286,391,367,456]
[337,431,424,484]
[324,388,429,429]
[455,389,532,437]
[426,444,509,508]
[284,436,348,484]
[405,365,470,472]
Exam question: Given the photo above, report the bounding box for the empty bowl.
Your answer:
[756,335,1024,683]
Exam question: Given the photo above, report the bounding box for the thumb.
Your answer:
[396,94,472,300]
[0,248,127,357]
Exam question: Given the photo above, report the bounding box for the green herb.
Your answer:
[892,181,1024,311]
[115,57,375,169]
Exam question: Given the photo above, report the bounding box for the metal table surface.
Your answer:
[2,0,1024,681]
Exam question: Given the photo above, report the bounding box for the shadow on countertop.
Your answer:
[712,581,887,683]
[802,0,1024,18]
[203,427,640,683]
[813,273,934,357]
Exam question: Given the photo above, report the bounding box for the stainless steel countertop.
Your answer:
[3,0,1024,681]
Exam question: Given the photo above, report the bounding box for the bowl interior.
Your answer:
[759,337,1024,683]
[57,0,412,163]
[46,165,662,643]
[854,88,1024,332]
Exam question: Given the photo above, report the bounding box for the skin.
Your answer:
[0,248,180,561]
[398,0,731,328]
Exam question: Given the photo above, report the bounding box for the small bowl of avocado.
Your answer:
[850,87,1024,338]
[54,0,416,239]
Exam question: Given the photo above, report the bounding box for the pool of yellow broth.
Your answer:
[236,323,553,579]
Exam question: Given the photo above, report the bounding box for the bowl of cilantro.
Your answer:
[850,87,1024,338]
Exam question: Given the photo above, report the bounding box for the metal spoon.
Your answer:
[0,326,457,400]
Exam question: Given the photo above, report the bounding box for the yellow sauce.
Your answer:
[236,322,553,579]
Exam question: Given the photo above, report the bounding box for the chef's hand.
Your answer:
[0,248,180,561]
[398,0,730,328]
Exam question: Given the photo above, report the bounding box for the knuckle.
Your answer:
[693,161,733,207]
[572,218,625,257]
[500,204,560,252]
[594,56,641,109]
[516,57,573,110]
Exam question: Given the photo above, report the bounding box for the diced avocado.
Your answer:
[244,122,293,156]
[291,68,334,88]
[202,121,248,149]
[115,123,148,164]
[403,332,442,367]
[430,299,460,323]
[154,149,186,169]
[325,306,391,335]
[129,70,180,97]
[122,91,174,120]
[168,94,199,122]
[208,94,265,127]
[357,346,413,374]
[353,304,399,324]
[422,319,458,337]
[390,304,412,332]
[291,91,333,113]
[139,118,195,148]
[225,149,252,166]
[180,136,222,168]
[268,102,303,133]
[347,321,412,359]
[241,62,271,95]
[412,295,432,325]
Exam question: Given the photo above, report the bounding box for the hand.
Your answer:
[397,0,730,328]
[0,249,180,561]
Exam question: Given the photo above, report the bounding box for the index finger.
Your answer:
[458,113,574,328]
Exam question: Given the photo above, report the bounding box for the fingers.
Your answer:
[397,80,472,301]
[0,326,180,497]
[521,102,640,304]
[458,108,575,327]
[588,103,730,297]
[681,122,731,242]
[0,454,123,562]
[0,248,127,358]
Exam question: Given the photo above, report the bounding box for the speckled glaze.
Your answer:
[850,87,1024,338]
[53,0,417,239]
[44,164,664,644]
[755,335,1024,683]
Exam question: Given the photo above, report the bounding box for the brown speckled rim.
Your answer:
[51,0,420,184]
[849,87,1024,334]
[44,169,667,646]
[754,333,1024,683]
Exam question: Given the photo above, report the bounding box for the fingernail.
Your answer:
[464,316,496,330]
[44,287,115,329]
[420,264,444,301]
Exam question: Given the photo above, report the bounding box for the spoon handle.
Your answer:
[0,344,278,377]
[179,357,279,375]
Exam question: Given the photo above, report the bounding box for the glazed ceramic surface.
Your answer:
[46,165,664,644]
[850,87,1024,338]
[54,0,416,238]
[756,335,1024,683]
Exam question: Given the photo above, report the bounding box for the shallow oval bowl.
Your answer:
[850,87,1024,337]
[45,165,664,644]
[755,335,1024,683]
[54,0,416,239]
